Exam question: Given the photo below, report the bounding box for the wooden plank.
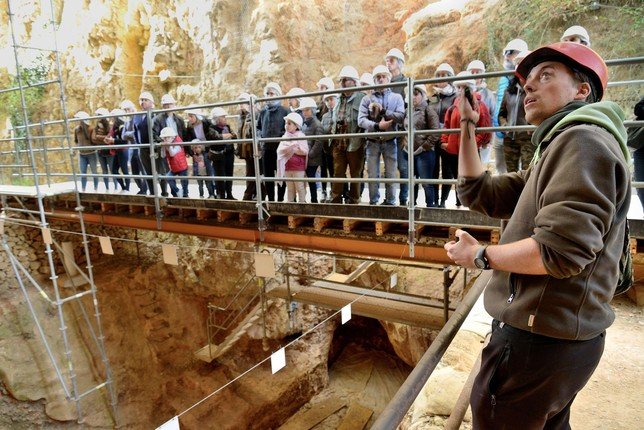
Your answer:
[414,224,425,237]
[217,210,235,222]
[314,217,333,232]
[100,202,114,212]
[337,402,373,430]
[179,208,196,218]
[143,206,155,216]
[239,212,257,225]
[288,216,306,229]
[129,205,144,214]
[163,207,178,217]
[278,397,346,430]
[627,284,644,307]
[325,272,350,283]
[375,222,392,236]
[196,209,214,220]
[448,226,458,242]
[343,219,362,233]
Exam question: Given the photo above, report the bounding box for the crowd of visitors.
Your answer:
[71,25,639,208]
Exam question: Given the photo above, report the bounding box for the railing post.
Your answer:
[40,120,51,187]
[249,97,266,241]
[406,77,415,257]
[146,109,162,229]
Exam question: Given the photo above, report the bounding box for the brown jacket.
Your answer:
[74,123,95,155]
[458,124,630,340]
[401,100,440,153]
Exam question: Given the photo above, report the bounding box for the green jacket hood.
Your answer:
[544,101,629,162]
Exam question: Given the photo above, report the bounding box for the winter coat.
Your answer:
[236,110,255,159]
[166,139,189,173]
[92,118,112,156]
[401,99,440,154]
[331,91,365,152]
[74,123,95,155]
[152,113,187,144]
[427,90,457,127]
[321,109,335,154]
[277,130,308,182]
[257,103,289,151]
[185,118,218,155]
[358,89,405,136]
[457,102,630,340]
[208,123,236,160]
[440,92,492,155]
[302,116,324,166]
[499,79,531,142]
[390,73,406,99]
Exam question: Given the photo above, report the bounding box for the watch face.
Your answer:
[474,258,486,269]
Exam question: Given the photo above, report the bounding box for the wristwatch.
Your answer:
[474,245,490,270]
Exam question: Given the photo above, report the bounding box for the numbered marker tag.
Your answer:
[41,227,53,245]
[156,416,180,430]
[390,273,398,289]
[162,244,178,266]
[341,304,352,324]
[271,347,286,374]
[254,252,276,278]
[98,236,114,255]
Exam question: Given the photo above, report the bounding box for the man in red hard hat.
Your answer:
[445,42,631,428]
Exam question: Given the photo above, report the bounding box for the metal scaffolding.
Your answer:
[1,0,118,425]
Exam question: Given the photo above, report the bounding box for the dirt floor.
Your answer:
[570,296,644,429]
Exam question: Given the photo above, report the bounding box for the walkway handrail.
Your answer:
[370,270,491,430]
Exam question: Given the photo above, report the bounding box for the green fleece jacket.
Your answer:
[458,102,631,340]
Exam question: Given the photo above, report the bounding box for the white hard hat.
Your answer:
[159,127,177,138]
[413,84,427,94]
[286,87,305,97]
[323,93,339,101]
[372,64,392,78]
[561,25,591,46]
[110,108,125,117]
[210,107,228,119]
[466,60,486,72]
[238,92,251,101]
[299,97,317,110]
[95,107,109,116]
[185,108,202,116]
[139,91,154,102]
[264,82,282,95]
[283,112,303,129]
[160,93,176,105]
[317,77,335,90]
[453,71,476,88]
[74,111,89,119]
[503,39,529,53]
[120,99,136,110]
[384,48,405,63]
[338,65,360,81]
[360,72,374,86]
[435,63,455,76]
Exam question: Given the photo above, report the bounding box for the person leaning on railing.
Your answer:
[209,107,237,200]
[185,108,217,198]
[300,97,325,203]
[236,93,260,201]
[320,92,338,203]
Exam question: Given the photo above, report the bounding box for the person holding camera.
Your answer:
[358,65,405,206]
[329,66,365,204]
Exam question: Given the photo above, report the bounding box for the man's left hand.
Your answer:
[444,229,480,269]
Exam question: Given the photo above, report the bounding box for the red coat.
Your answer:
[166,136,189,173]
[440,93,492,155]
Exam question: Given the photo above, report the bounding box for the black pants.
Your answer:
[112,150,130,191]
[432,146,451,206]
[130,150,147,193]
[306,165,319,203]
[139,148,168,196]
[471,320,605,430]
[320,150,334,196]
[440,151,460,206]
[262,148,286,201]
[210,152,235,199]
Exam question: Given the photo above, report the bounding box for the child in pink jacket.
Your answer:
[277,113,309,202]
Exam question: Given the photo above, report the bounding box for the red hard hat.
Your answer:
[515,42,608,100]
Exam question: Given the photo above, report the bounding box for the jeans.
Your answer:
[168,169,189,197]
[306,165,319,203]
[398,145,409,204]
[493,135,507,174]
[413,150,436,207]
[366,140,397,205]
[112,150,130,190]
[98,153,116,190]
[432,146,451,207]
[79,152,98,191]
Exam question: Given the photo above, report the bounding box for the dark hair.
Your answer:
[634,96,644,120]
[570,67,599,103]
[507,76,521,95]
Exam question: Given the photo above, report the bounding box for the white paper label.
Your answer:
[156,416,180,430]
[271,347,286,374]
[390,273,398,289]
[41,227,53,245]
[254,253,276,278]
[341,304,352,324]
[162,244,178,266]
[99,236,114,255]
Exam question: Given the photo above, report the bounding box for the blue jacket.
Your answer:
[494,76,510,138]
